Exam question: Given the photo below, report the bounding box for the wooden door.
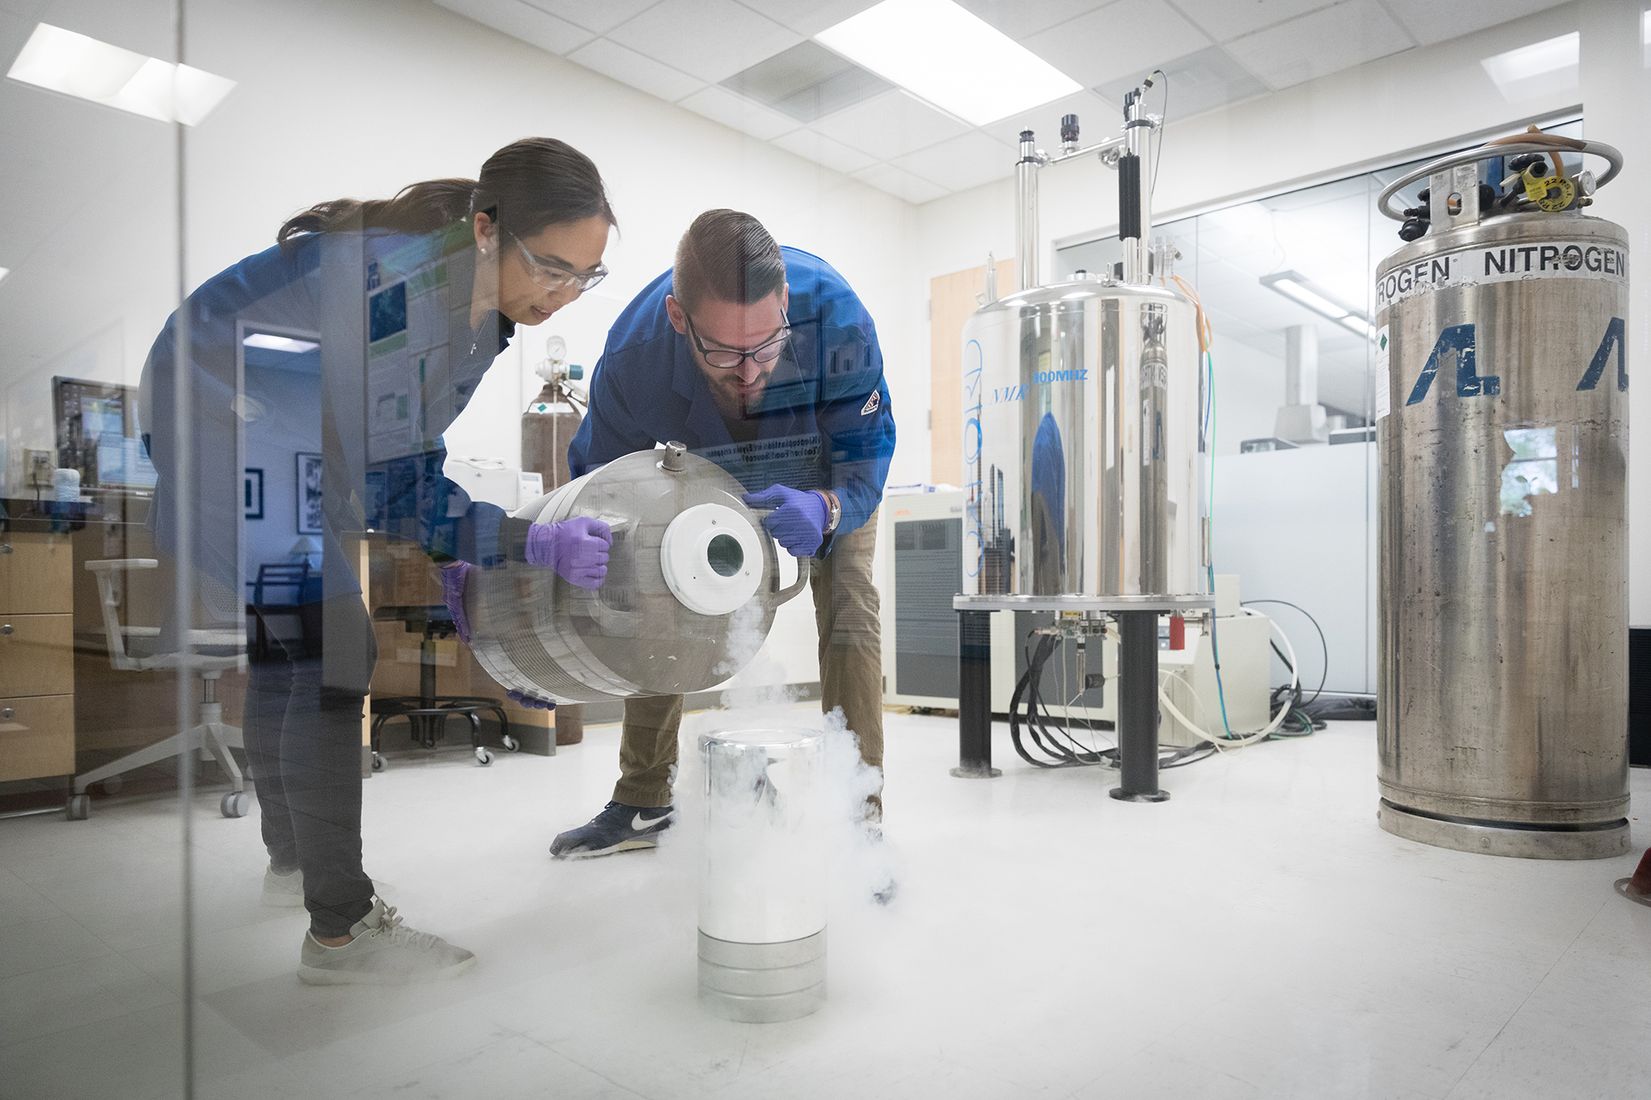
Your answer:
[929,260,1014,485]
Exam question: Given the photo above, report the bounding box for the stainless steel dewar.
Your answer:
[465,444,810,704]
[697,727,827,1024]
[961,278,1205,602]
[1375,197,1631,858]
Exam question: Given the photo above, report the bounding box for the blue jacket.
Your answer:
[568,247,895,545]
[140,224,523,602]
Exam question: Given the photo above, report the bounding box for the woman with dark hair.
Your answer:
[140,137,616,984]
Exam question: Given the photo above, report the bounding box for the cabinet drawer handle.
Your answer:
[1,708,13,721]
[0,624,11,636]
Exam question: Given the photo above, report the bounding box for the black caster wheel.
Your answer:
[372,752,385,772]
[66,794,91,821]
[220,791,250,819]
[475,747,493,767]
[500,734,519,753]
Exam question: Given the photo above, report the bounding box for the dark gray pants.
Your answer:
[244,597,376,937]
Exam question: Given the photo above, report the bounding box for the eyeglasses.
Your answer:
[684,311,791,370]
[507,232,608,294]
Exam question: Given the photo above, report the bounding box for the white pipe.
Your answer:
[1156,609,1300,749]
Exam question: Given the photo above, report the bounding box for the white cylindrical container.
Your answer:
[52,468,80,503]
[697,727,826,1023]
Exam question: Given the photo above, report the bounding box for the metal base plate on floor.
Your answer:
[950,765,1002,779]
[1615,878,1651,908]
[1379,802,1630,860]
[1110,787,1169,803]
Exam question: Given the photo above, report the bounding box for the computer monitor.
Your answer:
[96,436,159,490]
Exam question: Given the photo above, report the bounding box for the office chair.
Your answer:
[68,559,250,821]
[249,561,310,659]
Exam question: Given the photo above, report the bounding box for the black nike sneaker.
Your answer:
[549,801,674,859]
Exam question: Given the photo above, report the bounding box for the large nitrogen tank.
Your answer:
[961,278,1204,600]
[466,444,810,704]
[1376,214,1630,858]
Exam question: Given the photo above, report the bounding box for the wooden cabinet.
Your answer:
[0,531,75,781]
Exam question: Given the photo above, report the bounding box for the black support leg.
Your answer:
[1110,610,1168,802]
[951,609,1000,778]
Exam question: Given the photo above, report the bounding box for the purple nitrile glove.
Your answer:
[506,689,555,711]
[525,516,612,589]
[743,485,828,557]
[439,562,473,644]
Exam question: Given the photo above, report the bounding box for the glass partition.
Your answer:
[0,3,190,1097]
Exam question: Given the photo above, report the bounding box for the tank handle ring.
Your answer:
[1377,137,1623,222]
[774,555,811,604]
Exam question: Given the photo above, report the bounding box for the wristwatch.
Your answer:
[818,490,842,535]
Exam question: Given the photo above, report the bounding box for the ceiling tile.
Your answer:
[810,89,972,160]
[771,128,879,174]
[1168,0,1337,43]
[986,88,1112,149]
[852,163,950,204]
[566,37,704,101]
[1023,0,1212,87]
[956,0,1109,39]
[1093,45,1269,121]
[436,0,595,54]
[1380,0,1568,47]
[523,0,660,34]
[605,0,801,84]
[721,40,892,123]
[738,0,882,37]
[1225,0,1415,90]
[890,131,1017,192]
[678,84,802,141]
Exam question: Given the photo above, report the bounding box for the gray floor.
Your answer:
[1,705,1646,1100]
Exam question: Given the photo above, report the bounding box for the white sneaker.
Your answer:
[263,865,393,908]
[297,899,475,985]
[262,865,305,907]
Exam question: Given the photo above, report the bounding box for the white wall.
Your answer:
[1,0,929,689]
[179,0,921,686]
[909,0,1651,632]
[911,2,1586,457]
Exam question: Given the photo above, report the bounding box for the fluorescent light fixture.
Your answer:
[1260,270,1376,340]
[243,333,319,353]
[0,267,9,285]
[1480,32,1579,95]
[1336,314,1377,341]
[6,23,235,125]
[815,0,1081,126]
[1261,271,1351,319]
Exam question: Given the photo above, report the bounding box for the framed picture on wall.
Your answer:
[243,468,264,520]
[296,452,323,534]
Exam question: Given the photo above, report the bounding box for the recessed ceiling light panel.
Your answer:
[815,0,1080,126]
[6,23,235,125]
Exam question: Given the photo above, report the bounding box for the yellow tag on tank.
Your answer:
[1521,168,1576,213]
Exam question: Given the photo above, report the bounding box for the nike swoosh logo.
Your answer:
[631,811,672,833]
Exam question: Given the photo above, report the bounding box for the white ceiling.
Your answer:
[435,0,1570,204]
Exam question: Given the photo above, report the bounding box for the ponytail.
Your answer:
[276,138,615,250]
[278,178,476,248]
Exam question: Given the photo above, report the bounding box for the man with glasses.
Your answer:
[548,209,896,860]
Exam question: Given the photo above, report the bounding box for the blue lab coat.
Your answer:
[139,223,526,612]
[568,247,896,547]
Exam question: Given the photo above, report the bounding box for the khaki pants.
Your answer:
[614,510,884,816]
